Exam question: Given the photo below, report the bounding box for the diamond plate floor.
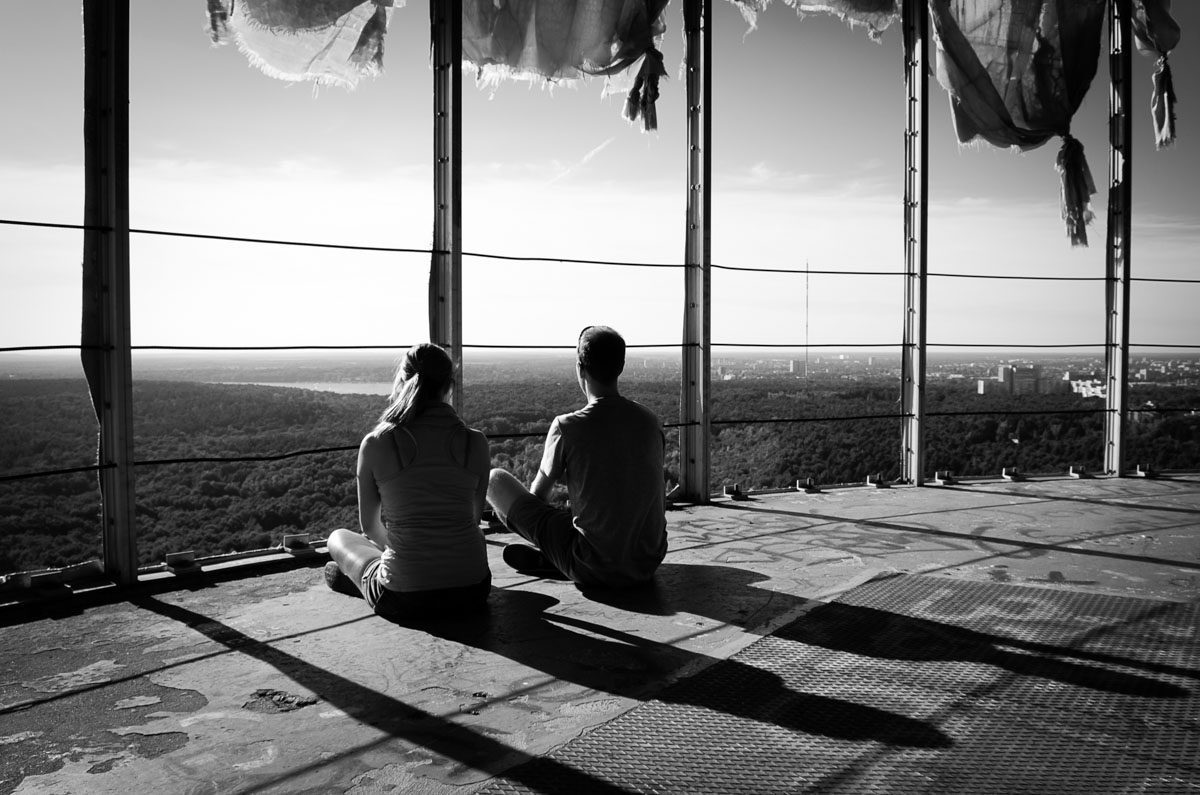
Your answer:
[480,574,1200,795]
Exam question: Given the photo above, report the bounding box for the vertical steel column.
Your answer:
[430,0,463,411]
[83,0,137,583]
[681,0,712,502]
[1104,0,1133,476]
[900,0,929,485]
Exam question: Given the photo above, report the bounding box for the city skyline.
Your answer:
[2,1,1197,356]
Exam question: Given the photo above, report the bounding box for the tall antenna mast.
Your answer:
[805,259,810,378]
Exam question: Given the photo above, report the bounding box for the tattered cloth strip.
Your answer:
[1132,0,1181,148]
[1055,134,1096,247]
[204,0,671,129]
[462,0,671,131]
[207,0,396,88]
[727,0,898,40]
[931,0,1107,247]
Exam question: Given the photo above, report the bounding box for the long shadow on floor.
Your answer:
[579,564,1197,696]
[722,501,1200,571]
[410,586,953,748]
[133,596,631,795]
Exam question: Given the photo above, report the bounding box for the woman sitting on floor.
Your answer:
[325,343,491,618]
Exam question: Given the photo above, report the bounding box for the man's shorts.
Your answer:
[359,557,491,620]
[504,492,580,580]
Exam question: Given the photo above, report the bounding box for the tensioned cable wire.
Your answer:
[4,217,684,270]
[0,219,106,232]
[0,463,108,485]
[133,227,685,270]
[713,342,898,349]
[132,227,431,255]
[927,272,1105,281]
[712,263,897,276]
[461,343,682,350]
[928,342,1102,349]
[0,345,107,353]
[133,345,413,351]
[10,218,1200,283]
[925,407,1105,418]
[128,423,701,468]
[462,250,682,269]
[712,413,908,426]
[8,216,1196,479]
[133,446,358,468]
[712,264,1121,281]
[126,343,684,352]
[0,402,1125,482]
[0,399,1136,482]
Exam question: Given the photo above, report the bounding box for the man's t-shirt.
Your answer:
[540,395,667,586]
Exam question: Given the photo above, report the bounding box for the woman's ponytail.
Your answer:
[376,343,454,431]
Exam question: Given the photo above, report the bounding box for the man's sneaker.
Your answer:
[502,543,563,578]
[324,561,359,596]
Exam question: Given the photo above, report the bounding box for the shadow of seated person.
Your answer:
[392,587,951,748]
[580,563,1193,699]
[578,562,813,630]
[775,598,1194,699]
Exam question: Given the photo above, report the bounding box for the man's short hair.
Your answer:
[577,325,625,385]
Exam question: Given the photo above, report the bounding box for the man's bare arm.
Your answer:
[530,469,556,501]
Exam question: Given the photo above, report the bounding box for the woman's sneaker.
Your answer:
[502,543,563,578]
[324,561,360,596]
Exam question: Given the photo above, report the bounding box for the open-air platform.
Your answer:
[2,475,1198,794]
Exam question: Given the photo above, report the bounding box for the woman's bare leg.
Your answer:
[326,528,383,591]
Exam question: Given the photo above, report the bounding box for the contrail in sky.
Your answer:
[547,137,615,185]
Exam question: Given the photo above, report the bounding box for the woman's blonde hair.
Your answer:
[375,343,453,432]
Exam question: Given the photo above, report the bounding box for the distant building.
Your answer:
[1012,366,1041,396]
[1071,379,1106,398]
[977,379,1007,395]
[997,365,1014,393]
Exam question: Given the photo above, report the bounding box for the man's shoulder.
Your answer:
[560,396,660,428]
[611,396,661,425]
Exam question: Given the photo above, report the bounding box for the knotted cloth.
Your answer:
[462,0,671,131]
[930,0,1107,246]
[206,0,673,129]
[1132,0,1181,149]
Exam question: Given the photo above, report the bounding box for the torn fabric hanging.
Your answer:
[206,0,396,89]
[204,0,672,129]
[930,0,1107,247]
[1132,0,1182,149]
[726,0,899,40]
[462,0,671,131]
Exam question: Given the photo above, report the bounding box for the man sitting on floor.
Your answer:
[486,325,667,589]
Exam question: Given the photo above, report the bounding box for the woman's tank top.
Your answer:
[374,405,488,592]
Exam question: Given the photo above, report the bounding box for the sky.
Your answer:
[1,0,1198,362]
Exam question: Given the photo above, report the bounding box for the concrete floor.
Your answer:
[1,475,1198,794]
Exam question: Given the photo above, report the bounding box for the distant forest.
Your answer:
[2,375,1198,574]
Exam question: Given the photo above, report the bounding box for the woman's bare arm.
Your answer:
[356,435,387,548]
[466,429,490,525]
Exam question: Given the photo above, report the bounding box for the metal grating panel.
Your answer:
[480,575,1200,794]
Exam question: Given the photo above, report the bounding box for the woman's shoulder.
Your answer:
[360,425,397,452]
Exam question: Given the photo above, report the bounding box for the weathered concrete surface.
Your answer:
[1,476,1197,794]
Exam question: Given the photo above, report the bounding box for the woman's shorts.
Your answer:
[360,558,491,620]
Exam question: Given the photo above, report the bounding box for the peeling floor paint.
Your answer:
[2,477,1198,794]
